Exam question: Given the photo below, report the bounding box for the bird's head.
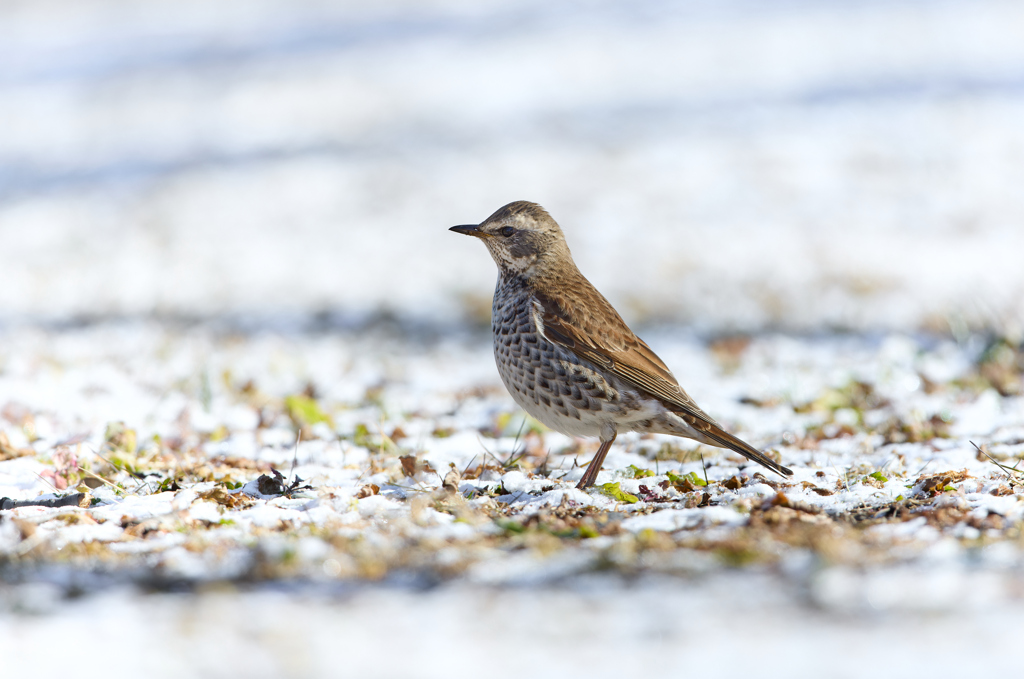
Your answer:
[449,201,573,276]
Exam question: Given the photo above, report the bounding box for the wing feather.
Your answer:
[534,290,715,426]
[533,284,792,477]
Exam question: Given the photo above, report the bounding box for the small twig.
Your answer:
[828,454,849,492]
[474,435,502,470]
[2,493,90,510]
[700,453,710,487]
[535,450,551,477]
[89,448,147,480]
[74,466,119,491]
[375,413,401,458]
[512,417,527,447]
[504,449,527,470]
[384,483,432,494]
[289,429,302,482]
[130,474,151,495]
[33,472,60,493]
[504,418,529,469]
[971,440,1022,482]
[461,454,479,478]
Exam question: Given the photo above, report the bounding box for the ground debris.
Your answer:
[198,487,252,508]
[1,325,1023,592]
[915,469,970,495]
[0,431,35,461]
[1,493,92,510]
[252,469,313,498]
[355,484,380,499]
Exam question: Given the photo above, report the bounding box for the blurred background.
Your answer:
[3,0,1024,334]
[4,3,1024,675]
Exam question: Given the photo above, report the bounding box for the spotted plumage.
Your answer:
[451,201,792,489]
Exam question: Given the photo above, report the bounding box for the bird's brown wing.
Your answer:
[534,284,793,477]
[533,288,715,424]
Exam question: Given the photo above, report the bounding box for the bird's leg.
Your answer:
[576,432,617,489]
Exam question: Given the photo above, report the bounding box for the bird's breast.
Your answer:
[489,280,662,438]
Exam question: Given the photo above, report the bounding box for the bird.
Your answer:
[450,201,793,489]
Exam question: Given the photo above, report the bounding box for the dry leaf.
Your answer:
[442,466,462,493]
[355,484,380,499]
[0,431,34,461]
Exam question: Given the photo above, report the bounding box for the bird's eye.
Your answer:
[500,226,515,237]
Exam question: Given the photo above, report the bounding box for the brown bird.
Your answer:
[451,201,792,489]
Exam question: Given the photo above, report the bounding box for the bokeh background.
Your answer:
[4,2,1024,677]
[3,0,1024,333]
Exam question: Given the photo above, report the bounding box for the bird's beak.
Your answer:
[449,224,486,238]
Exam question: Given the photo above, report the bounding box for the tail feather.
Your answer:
[678,412,793,477]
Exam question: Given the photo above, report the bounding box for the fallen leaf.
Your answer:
[0,431,34,461]
[356,484,380,499]
[598,482,638,504]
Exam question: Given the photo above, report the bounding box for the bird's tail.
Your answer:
[677,412,793,477]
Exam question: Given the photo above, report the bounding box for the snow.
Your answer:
[3,577,1024,677]
[3,0,1024,674]
[0,325,1021,637]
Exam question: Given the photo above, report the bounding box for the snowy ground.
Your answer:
[4,0,1024,675]
[1,321,1022,676]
